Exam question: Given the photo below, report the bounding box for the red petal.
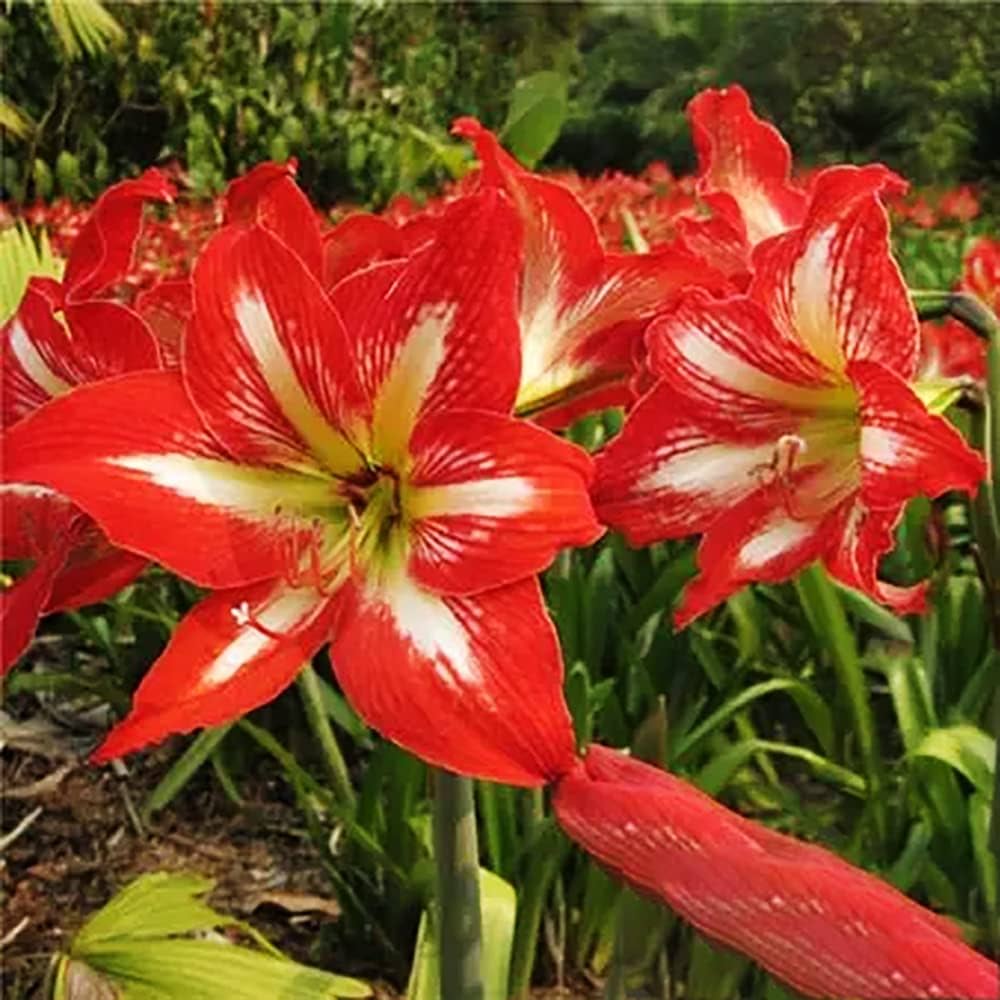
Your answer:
[406,409,602,595]
[517,247,731,422]
[554,745,999,999]
[752,170,918,377]
[851,360,986,509]
[321,213,407,290]
[185,224,365,474]
[675,209,753,287]
[1,370,328,589]
[93,579,335,761]
[0,484,75,560]
[593,381,798,547]
[223,160,323,279]
[134,278,193,366]
[1,545,68,674]
[2,286,161,429]
[675,473,843,628]
[645,289,841,423]
[687,86,807,244]
[824,501,928,615]
[62,168,175,301]
[917,319,988,386]
[330,575,577,786]
[331,190,522,462]
[46,531,147,612]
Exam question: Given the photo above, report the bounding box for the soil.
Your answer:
[1,714,598,1000]
[0,716,392,1000]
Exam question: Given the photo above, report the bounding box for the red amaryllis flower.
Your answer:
[965,235,1000,314]
[593,169,985,626]
[1,173,174,672]
[938,183,980,223]
[2,189,601,783]
[452,117,728,428]
[555,745,1000,999]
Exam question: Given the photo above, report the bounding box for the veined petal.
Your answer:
[1,286,160,428]
[223,159,323,279]
[1,544,68,675]
[1,484,75,560]
[554,745,999,999]
[687,85,806,244]
[824,501,928,614]
[1,371,339,588]
[851,360,986,510]
[330,574,577,786]
[676,469,849,629]
[46,527,148,612]
[93,579,336,761]
[63,168,175,302]
[332,191,522,465]
[516,247,731,421]
[752,169,918,377]
[323,212,433,290]
[645,289,844,422]
[134,278,193,366]
[593,382,798,546]
[185,224,366,474]
[676,209,753,287]
[405,409,602,594]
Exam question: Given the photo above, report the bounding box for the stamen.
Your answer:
[229,600,285,640]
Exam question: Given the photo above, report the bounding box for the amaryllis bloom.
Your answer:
[2,189,602,782]
[1,173,174,672]
[451,117,729,428]
[937,183,980,223]
[593,169,986,625]
[964,235,1000,314]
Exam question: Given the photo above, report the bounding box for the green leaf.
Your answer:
[0,221,63,324]
[45,0,125,58]
[910,724,994,798]
[501,71,568,167]
[66,873,369,1000]
[406,868,516,1000]
[142,725,234,821]
[77,939,369,1000]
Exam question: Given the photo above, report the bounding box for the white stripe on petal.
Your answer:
[673,322,829,408]
[738,517,815,568]
[9,318,71,398]
[406,476,535,519]
[372,302,456,463]
[791,228,842,372]
[106,453,333,518]
[860,425,903,467]
[234,289,359,473]
[203,586,327,686]
[377,572,480,688]
[638,441,776,497]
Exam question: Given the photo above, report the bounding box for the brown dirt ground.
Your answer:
[1,717,597,1000]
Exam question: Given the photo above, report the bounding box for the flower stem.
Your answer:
[433,769,484,1000]
[295,663,355,811]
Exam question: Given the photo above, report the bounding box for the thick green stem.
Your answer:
[433,770,484,1000]
[295,663,355,810]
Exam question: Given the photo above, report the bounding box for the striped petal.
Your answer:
[134,278,193,366]
[1,284,160,428]
[645,289,843,423]
[330,574,577,786]
[321,212,437,291]
[62,168,175,302]
[592,382,798,546]
[1,370,338,588]
[223,159,323,279]
[752,168,917,377]
[331,190,522,466]
[554,745,999,999]
[675,470,845,628]
[93,578,335,761]
[687,85,806,245]
[852,360,986,510]
[185,224,366,475]
[405,409,602,595]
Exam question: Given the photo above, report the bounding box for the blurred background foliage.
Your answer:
[3,1,1000,208]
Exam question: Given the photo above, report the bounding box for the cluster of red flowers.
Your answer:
[2,87,997,997]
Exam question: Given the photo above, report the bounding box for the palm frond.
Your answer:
[0,95,36,140]
[0,222,64,324]
[45,0,125,59]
